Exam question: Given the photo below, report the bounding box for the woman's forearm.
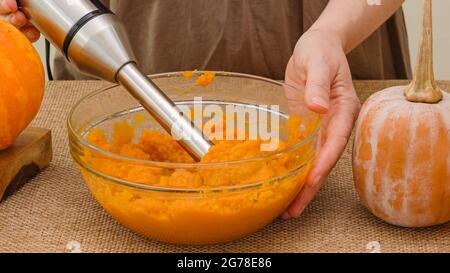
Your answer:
[310,0,404,53]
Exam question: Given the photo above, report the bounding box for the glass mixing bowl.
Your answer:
[68,71,321,245]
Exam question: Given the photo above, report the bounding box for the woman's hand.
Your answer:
[0,0,40,42]
[283,29,361,219]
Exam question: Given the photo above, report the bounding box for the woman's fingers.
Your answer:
[0,0,17,14]
[0,12,26,28]
[283,93,360,219]
[21,24,40,42]
[282,176,325,220]
[10,11,27,28]
[308,106,358,189]
[0,0,39,42]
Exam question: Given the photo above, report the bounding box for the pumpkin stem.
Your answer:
[404,0,443,103]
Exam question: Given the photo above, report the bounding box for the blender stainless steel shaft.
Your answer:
[18,0,212,160]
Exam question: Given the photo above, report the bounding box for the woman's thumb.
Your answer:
[304,65,331,114]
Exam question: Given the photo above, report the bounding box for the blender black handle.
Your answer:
[62,7,112,58]
[89,0,112,13]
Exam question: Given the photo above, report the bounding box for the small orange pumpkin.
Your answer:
[0,20,45,150]
[353,0,450,227]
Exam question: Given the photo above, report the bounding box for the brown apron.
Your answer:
[54,0,412,81]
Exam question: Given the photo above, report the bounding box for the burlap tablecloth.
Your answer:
[0,80,449,253]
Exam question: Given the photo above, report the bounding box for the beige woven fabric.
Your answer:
[0,80,449,253]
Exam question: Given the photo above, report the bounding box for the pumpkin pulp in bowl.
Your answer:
[68,72,321,244]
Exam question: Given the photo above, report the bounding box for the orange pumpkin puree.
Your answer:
[79,115,317,244]
[196,71,216,87]
[183,70,195,80]
[183,71,215,87]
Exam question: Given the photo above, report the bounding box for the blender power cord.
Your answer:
[45,39,53,81]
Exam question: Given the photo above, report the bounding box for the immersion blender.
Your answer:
[17,0,213,160]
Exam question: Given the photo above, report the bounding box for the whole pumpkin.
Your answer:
[0,20,45,150]
[353,87,449,227]
[353,0,450,227]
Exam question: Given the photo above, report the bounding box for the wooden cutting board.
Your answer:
[0,128,52,202]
